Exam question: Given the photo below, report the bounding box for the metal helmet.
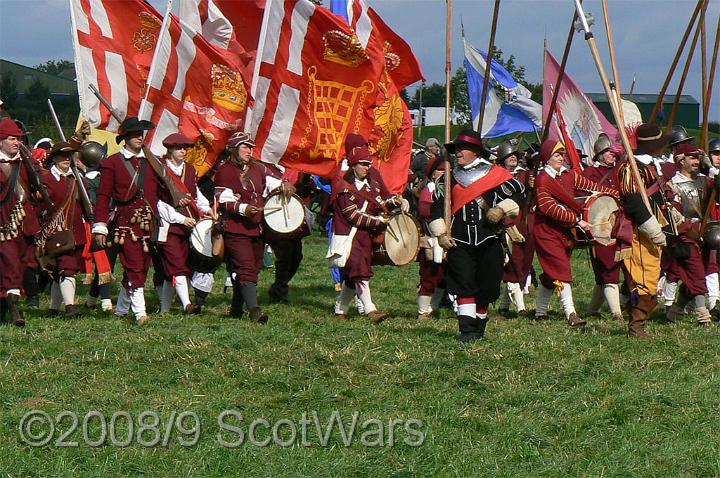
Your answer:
[593,133,612,158]
[495,140,520,163]
[704,222,720,250]
[669,125,694,147]
[80,141,108,169]
[709,139,720,153]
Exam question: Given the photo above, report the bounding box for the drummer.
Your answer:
[156,133,213,315]
[581,134,625,322]
[329,142,405,323]
[261,163,311,303]
[533,140,618,326]
[215,132,286,323]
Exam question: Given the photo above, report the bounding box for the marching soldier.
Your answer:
[429,130,526,342]
[416,155,446,320]
[663,143,717,325]
[617,124,670,337]
[214,132,279,323]
[329,143,404,323]
[0,118,42,327]
[532,140,618,326]
[582,134,625,322]
[40,142,91,317]
[495,140,534,317]
[92,117,160,325]
[156,133,212,315]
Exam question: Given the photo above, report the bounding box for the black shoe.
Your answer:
[0,298,6,324]
[249,307,269,324]
[458,315,483,343]
[64,305,83,318]
[268,285,289,303]
[459,332,483,343]
[7,294,25,328]
[711,305,720,322]
[477,317,489,338]
[26,295,40,309]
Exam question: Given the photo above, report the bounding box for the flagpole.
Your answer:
[600,0,625,126]
[649,0,704,124]
[475,0,500,135]
[573,0,651,212]
[699,6,708,151]
[138,0,174,120]
[541,3,580,142]
[667,0,707,131]
[702,15,720,154]
[444,0,452,228]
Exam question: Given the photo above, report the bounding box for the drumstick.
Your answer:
[264,206,283,212]
[386,222,399,241]
[282,194,289,227]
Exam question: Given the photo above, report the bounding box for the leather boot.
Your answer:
[64,304,83,318]
[477,316,489,338]
[229,280,245,318]
[7,294,25,328]
[628,295,655,338]
[458,315,482,343]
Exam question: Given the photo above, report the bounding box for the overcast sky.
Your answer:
[1,0,718,121]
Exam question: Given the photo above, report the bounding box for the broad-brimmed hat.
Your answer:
[444,129,490,158]
[0,118,24,140]
[227,131,255,148]
[45,141,79,166]
[635,123,669,155]
[162,133,194,149]
[116,117,155,144]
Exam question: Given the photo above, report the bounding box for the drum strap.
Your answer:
[597,166,615,186]
[165,163,200,219]
[338,178,389,214]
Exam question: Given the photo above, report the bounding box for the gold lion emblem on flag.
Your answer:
[371,80,405,162]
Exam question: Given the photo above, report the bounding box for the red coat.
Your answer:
[94,151,159,232]
[41,169,88,245]
[158,162,200,237]
[215,160,266,236]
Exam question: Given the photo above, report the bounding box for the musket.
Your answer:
[47,98,94,219]
[88,84,190,208]
[17,143,53,209]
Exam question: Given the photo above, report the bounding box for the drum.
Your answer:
[372,212,421,266]
[575,193,620,247]
[263,193,305,234]
[189,218,223,273]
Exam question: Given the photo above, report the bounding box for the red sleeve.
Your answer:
[536,175,578,226]
[574,171,618,198]
[337,192,384,229]
[418,186,433,220]
[94,157,115,225]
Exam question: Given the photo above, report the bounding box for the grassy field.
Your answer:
[3,235,720,477]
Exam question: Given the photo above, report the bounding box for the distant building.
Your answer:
[0,59,77,99]
[409,107,458,127]
[586,92,699,129]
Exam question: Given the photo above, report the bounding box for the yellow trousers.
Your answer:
[623,227,662,297]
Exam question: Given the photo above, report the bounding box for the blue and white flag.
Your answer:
[464,38,543,138]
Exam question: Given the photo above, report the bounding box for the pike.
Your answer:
[572,0,651,215]
[47,98,94,219]
[88,84,190,208]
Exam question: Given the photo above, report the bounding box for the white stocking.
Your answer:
[129,287,147,320]
[603,283,622,316]
[116,287,130,316]
[559,282,576,318]
[535,285,553,317]
[59,277,76,306]
[174,276,191,308]
[334,283,354,314]
[355,281,377,314]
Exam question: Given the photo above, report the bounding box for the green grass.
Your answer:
[3,236,720,477]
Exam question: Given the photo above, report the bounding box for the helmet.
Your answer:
[709,139,720,153]
[593,133,612,158]
[80,141,108,169]
[495,140,520,163]
[704,222,720,250]
[669,125,694,147]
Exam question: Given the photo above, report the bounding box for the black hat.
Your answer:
[444,129,490,158]
[116,117,155,144]
[634,123,669,155]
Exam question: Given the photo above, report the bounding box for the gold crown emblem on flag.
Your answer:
[211,64,247,113]
[138,12,162,29]
[322,30,369,68]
